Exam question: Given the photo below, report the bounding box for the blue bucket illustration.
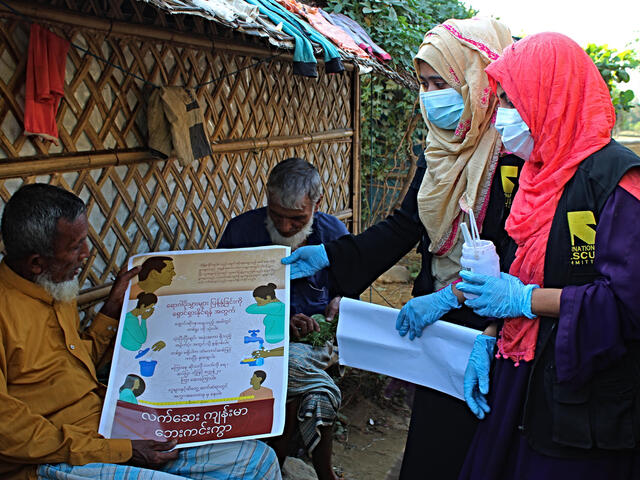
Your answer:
[139,360,157,377]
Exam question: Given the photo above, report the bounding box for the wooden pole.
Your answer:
[0,129,354,178]
[77,284,112,308]
[0,150,155,179]
[332,209,354,221]
[350,67,362,234]
[211,129,353,153]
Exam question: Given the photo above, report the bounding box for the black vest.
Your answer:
[522,140,640,458]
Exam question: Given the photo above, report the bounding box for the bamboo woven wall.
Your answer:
[0,6,359,319]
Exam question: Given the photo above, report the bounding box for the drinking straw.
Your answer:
[469,210,480,248]
[460,222,473,246]
[460,222,479,259]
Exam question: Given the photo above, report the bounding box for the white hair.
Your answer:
[267,158,322,209]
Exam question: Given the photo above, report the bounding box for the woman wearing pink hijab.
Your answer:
[457,32,640,479]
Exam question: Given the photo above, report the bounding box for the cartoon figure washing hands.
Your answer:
[245,283,285,344]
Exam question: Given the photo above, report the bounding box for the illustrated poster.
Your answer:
[99,246,290,448]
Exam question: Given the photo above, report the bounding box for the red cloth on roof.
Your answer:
[484,32,615,364]
[24,24,70,145]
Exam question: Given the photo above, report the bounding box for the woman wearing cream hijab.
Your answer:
[415,18,511,288]
[283,18,517,478]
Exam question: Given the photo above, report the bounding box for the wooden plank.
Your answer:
[0,129,354,178]
[350,68,361,234]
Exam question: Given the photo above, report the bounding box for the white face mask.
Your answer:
[495,107,534,160]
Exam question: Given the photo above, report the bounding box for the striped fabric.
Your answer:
[37,440,281,480]
[287,342,341,453]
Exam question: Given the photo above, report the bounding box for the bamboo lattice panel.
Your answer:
[0,19,352,158]
[0,15,355,302]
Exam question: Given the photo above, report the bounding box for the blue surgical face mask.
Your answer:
[495,107,534,160]
[419,89,465,130]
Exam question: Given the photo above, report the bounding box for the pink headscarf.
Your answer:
[485,32,615,364]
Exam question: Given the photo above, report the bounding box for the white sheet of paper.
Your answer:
[337,298,479,400]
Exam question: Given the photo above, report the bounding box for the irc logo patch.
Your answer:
[500,165,519,209]
[567,211,596,266]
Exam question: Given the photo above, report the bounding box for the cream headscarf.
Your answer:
[414,18,512,265]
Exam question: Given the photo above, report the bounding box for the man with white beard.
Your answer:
[218,157,347,480]
[0,184,281,480]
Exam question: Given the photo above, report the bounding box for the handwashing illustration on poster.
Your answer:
[99,246,290,448]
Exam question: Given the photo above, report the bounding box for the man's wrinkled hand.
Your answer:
[128,439,179,468]
[290,313,320,340]
[324,296,341,322]
[101,265,141,319]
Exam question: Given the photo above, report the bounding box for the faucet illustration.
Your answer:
[244,329,264,349]
[241,330,265,366]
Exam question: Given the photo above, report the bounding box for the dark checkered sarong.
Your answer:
[287,342,341,453]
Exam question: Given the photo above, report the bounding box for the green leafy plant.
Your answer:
[299,314,339,346]
[585,43,640,112]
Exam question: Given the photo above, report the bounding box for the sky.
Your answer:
[463,0,640,99]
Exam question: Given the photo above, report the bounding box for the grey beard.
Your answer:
[265,215,313,250]
[35,274,80,303]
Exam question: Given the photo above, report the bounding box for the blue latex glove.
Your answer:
[457,270,539,319]
[281,244,329,279]
[464,334,496,419]
[396,285,461,340]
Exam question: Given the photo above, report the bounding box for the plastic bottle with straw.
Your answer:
[459,210,500,299]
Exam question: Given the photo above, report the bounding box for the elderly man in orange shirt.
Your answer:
[0,184,281,480]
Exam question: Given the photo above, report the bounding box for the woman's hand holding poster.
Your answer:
[99,246,290,448]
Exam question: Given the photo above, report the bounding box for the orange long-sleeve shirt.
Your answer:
[0,261,131,479]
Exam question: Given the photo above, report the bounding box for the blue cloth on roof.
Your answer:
[243,0,344,77]
[217,207,349,316]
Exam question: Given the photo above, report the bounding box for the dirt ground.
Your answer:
[330,253,421,480]
[332,373,413,480]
